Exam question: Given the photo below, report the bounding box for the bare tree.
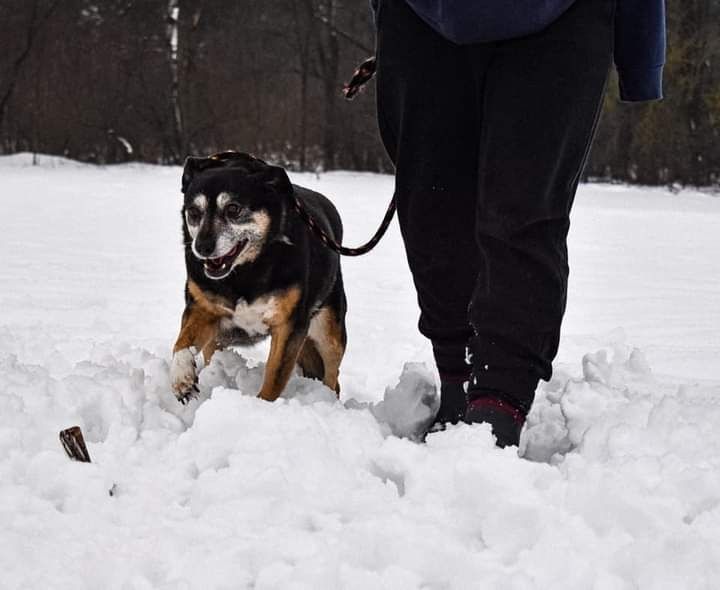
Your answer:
[0,0,59,131]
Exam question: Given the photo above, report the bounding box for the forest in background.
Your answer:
[0,0,718,186]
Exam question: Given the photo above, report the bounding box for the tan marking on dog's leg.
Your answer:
[171,307,213,400]
[176,281,233,362]
[257,324,307,401]
[308,307,346,396]
[297,337,325,381]
[171,283,230,401]
[173,304,220,353]
[257,287,304,401]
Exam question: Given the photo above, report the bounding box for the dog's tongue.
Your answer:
[206,257,226,271]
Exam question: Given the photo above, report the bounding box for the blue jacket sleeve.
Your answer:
[614,0,666,102]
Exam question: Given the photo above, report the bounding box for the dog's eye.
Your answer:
[225,203,243,221]
[186,206,202,225]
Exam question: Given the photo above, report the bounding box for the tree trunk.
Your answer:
[167,0,184,163]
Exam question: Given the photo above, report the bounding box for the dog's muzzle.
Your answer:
[201,239,248,279]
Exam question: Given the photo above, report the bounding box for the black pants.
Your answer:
[376,0,614,411]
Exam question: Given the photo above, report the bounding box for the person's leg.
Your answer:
[376,0,491,423]
[465,0,616,446]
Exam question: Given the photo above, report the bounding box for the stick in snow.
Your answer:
[59,425,91,463]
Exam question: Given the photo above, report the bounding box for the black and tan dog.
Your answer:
[170,152,347,403]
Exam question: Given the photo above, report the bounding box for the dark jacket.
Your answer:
[376,0,665,102]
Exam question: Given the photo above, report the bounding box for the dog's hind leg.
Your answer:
[297,338,325,381]
[257,286,307,402]
[307,306,346,397]
[257,322,308,402]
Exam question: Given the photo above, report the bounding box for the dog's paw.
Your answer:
[170,348,199,404]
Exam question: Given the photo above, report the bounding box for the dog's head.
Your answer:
[181,152,292,280]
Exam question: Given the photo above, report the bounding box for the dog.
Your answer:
[170,152,347,404]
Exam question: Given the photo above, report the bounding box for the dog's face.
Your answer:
[181,154,292,280]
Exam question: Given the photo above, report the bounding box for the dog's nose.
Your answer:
[195,235,216,258]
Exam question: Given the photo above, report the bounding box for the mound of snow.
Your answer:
[2,339,720,589]
[347,362,439,440]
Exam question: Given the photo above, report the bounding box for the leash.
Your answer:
[328,54,395,256]
[291,191,396,257]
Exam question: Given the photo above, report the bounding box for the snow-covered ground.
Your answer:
[1,153,720,589]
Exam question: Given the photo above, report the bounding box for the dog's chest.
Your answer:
[222,295,278,337]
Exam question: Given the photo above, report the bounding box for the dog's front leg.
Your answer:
[257,322,308,402]
[171,303,219,404]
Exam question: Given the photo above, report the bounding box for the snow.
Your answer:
[2,152,720,589]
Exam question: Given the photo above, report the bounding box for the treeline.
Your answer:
[1,0,718,185]
[587,1,720,186]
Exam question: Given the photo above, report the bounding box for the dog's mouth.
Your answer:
[203,239,248,279]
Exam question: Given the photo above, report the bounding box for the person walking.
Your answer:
[373,0,665,446]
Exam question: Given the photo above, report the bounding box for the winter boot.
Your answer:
[464,390,527,448]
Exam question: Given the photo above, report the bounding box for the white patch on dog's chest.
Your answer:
[227,296,278,336]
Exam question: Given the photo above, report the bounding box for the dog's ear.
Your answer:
[256,165,293,196]
[181,156,212,194]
